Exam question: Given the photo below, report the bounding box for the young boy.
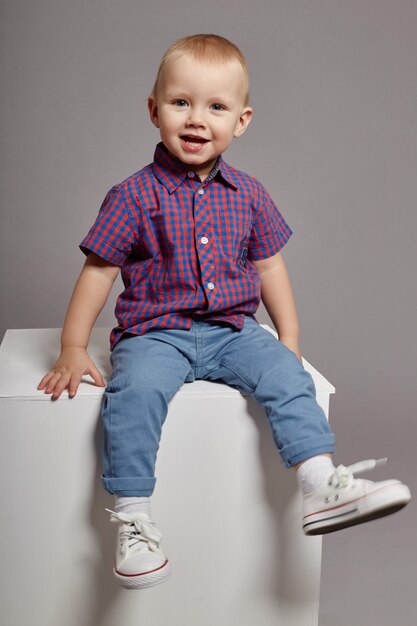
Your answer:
[38,34,410,590]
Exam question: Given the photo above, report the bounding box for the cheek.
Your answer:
[218,122,238,141]
[158,110,178,132]
[211,119,231,137]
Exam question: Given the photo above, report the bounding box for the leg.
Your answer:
[101,332,193,497]
[204,318,410,534]
[203,317,335,467]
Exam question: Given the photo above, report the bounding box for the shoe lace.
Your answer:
[330,457,387,488]
[106,508,162,552]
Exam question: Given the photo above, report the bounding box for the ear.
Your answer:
[233,106,253,138]
[148,96,160,128]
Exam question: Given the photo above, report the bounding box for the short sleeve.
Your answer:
[247,182,293,261]
[79,186,137,266]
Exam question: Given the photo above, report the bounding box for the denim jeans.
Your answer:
[101,316,335,496]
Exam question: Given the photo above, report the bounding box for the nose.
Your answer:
[186,107,206,128]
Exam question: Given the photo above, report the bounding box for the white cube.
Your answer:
[0,327,334,626]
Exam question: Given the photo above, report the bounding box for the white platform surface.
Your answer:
[0,327,334,626]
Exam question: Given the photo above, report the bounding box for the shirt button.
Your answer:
[187,171,195,178]
[201,237,208,244]
[198,188,204,195]
[207,282,215,290]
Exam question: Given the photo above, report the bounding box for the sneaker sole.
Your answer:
[303,483,411,536]
[114,559,171,589]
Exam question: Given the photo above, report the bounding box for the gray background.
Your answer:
[1,0,416,623]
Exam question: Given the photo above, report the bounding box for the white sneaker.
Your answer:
[302,458,411,535]
[106,508,171,589]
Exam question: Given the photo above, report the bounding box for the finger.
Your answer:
[88,364,106,388]
[68,374,82,398]
[38,371,56,390]
[51,372,72,400]
[44,371,63,394]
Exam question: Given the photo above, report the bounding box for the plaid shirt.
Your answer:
[80,143,292,350]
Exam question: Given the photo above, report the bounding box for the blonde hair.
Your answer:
[150,34,250,106]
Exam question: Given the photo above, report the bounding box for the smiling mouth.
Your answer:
[180,135,209,143]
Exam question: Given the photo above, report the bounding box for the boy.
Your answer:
[38,34,410,590]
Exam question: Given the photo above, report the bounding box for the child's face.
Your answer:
[148,54,253,179]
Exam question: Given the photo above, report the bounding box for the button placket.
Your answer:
[194,184,216,300]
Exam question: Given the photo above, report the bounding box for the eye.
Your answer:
[210,103,226,111]
[172,99,188,107]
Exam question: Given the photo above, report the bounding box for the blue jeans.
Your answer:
[101,316,335,496]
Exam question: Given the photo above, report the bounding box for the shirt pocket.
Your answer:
[215,197,252,261]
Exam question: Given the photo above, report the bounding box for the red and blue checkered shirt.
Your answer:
[80,143,292,350]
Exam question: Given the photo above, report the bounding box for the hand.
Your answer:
[37,347,106,400]
[280,336,302,362]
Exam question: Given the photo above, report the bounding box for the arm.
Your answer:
[37,251,119,399]
[252,251,302,361]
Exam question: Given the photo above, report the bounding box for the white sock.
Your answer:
[296,455,335,494]
[114,496,151,517]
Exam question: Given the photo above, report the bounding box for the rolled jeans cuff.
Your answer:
[101,475,156,497]
[280,434,336,468]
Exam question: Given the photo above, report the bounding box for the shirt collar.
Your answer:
[152,142,239,193]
